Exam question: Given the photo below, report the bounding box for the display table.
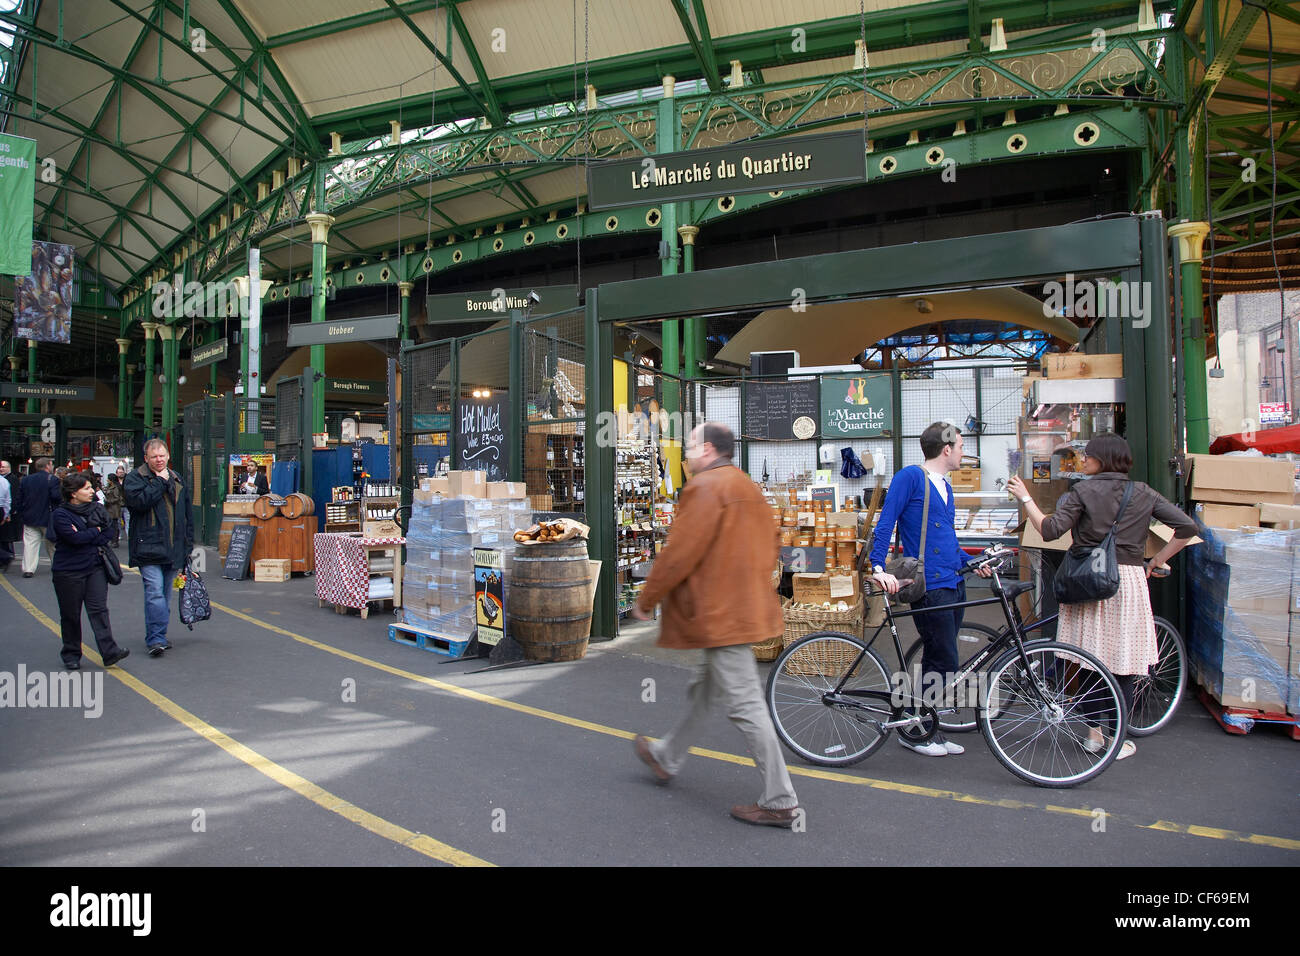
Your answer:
[314,532,405,619]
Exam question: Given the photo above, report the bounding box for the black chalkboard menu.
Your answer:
[456,395,509,481]
[743,380,820,440]
[222,525,256,581]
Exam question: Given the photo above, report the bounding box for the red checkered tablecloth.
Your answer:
[314,533,406,609]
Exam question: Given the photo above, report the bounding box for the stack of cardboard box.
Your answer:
[1185,453,1296,530]
[1187,522,1298,716]
[403,471,531,639]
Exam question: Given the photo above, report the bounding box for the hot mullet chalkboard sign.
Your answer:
[743,380,820,440]
[222,525,257,581]
[456,395,509,481]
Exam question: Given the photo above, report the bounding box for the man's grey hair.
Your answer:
[144,438,168,455]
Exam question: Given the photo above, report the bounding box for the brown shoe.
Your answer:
[730,803,799,828]
[634,734,672,784]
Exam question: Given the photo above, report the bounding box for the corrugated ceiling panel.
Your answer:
[706,0,926,38]
[236,0,389,37]
[275,13,473,119]
[460,0,684,80]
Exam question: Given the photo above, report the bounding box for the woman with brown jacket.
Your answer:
[1008,433,1198,760]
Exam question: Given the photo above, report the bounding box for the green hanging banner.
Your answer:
[820,373,893,438]
[0,133,36,276]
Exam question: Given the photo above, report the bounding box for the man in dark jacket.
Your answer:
[124,439,194,657]
[16,457,60,577]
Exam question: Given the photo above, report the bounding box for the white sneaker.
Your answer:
[935,733,964,755]
[898,736,948,757]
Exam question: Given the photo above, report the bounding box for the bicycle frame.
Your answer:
[823,569,1061,729]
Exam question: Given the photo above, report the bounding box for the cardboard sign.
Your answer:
[473,548,505,647]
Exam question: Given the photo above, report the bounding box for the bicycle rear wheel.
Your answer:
[902,622,1002,733]
[979,642,1126,788]
[766,630,893,767]
[1127,617,1186,737]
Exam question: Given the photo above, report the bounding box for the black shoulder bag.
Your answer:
[885,468,931,604]
[1052,480,1134,605]
[98,544,123,586]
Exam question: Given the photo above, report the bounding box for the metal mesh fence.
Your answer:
[404,339,453,485]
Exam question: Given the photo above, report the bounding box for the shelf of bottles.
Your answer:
[616,436,673,616]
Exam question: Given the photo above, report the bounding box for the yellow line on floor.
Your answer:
[0,575,492,868]
[211,600,1299,853]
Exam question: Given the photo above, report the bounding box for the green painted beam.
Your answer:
[381,0,503,127]
[446,2,507,128]
[598,218,1142,323]
[671,0,723,92]
[266,1,441,48]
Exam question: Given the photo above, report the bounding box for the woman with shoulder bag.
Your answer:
[50,473,129,671]
[1008,433,1196,760]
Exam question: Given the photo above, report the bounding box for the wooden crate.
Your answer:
[254,559,291,582]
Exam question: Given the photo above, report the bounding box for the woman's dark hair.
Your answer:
[1084,433,1133,473]
[61,472,91,502]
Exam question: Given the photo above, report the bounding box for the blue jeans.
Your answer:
[140,563,175,647]
[912,580,966,690]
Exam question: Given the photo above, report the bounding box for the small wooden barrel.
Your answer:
[509,539,594,662]
[218,515,252,558]
[281,492,315,519]
[252,495,279,519]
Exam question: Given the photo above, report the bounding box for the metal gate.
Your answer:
[181,397,227,547]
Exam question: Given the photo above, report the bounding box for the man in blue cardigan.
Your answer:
[869,423,991,757]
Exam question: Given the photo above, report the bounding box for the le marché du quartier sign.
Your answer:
[587,130,866,210]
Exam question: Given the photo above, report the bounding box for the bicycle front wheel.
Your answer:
[901,622,1002,733]
[1127,617,1186,737]
[767,631,893,767]
[979,642,1126,788]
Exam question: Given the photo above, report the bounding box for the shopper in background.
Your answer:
[103,469,125,547]
[870,422,993,757]
[0,461,19,571]
[16,457,60,577]
[114,464,129,541]
[124,439,194,658]
[0,462,11,571]
[630,421,801,828]
[1009,432,1197,760]
[50,472,129,670]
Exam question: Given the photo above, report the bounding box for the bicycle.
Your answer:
[765,544,1128,788]
[901,562,1186,737]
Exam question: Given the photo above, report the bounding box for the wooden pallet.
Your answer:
[388,622,474,658]
[1195,686,1300,739]
[319,596,393,620]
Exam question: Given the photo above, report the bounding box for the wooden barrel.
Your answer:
[253,495,280,519]
[509,539,594,662]
[281,492,315,519]
[218,515,252,558]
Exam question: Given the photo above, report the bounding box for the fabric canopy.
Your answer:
[1209,423,1300,455]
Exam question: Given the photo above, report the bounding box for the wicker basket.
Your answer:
[780,597,864,677]
[752,632,785,662]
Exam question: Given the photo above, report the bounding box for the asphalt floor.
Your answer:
[1,545,1296,869]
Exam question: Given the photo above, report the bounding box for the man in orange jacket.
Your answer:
[631,422,800,827]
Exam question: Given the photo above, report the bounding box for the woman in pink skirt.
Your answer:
[1008,434,1197,760]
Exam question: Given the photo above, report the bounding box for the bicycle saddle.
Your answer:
[1000,580,1035,599]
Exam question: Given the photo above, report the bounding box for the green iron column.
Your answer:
[6,355,20,415]
[116,338,131,418]
[679,225,702,379]
[156,324,177,431]
[305,212,336,434]
[26,340,37,414]
[1169,221,1211,453]
[658,76,681,435]
[141,322,158,430]
[398,281,414,342]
